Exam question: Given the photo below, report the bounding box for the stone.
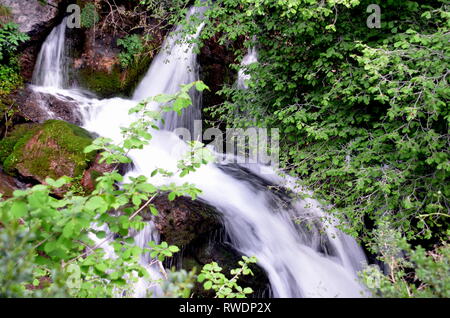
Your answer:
[10,86,83,125]
[0,0,61,35]
[150,195,221,247]
[0,120,95,188]
[146,195,271,297]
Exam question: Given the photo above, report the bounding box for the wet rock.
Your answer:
[81,153,115,193]
[0,0,61,35]
[149,196,221,247]
[147,195,271,297]
[198,34,242,110]
[0,120,95,188]
[10,86,83,125]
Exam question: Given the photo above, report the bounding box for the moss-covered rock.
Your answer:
[71,12,158,99]
[77,56,153,98]
[0,120,95,184]
[78,66,123,98]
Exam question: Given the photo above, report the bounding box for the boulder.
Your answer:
[0,120,95,187]
[150,196,222,247]
[10,86,83,125]
[0,0,61,35]
[146,195,271,297]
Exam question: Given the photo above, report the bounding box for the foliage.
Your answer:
[0,82,214,297]
[0,20,27,136]
[198,1,449,243]
[160,268,197,298]
[117,34,144,68]
[187,0,449,296]
[80,3,100,28]
[0,62,22,95]
[0,22,27,98]
[138,0,191,24]
[360,221,450,297]
[197,256,257,298]
[0,22,28,62]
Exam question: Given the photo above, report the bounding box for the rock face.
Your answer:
[0,0,70,81]
[0,0,61,35]
[70,4,166,98]
[147,195,271,297]
[0,120,95,186]
[10,86,83,125]
[198,35,241,111]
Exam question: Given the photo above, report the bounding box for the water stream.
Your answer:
[29,8,368,298]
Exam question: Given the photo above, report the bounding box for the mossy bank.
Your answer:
[0,120,95,184]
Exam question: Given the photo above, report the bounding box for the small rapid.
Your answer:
[29,6,368,298]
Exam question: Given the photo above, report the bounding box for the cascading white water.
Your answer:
[32,17,68,88]
[237,47,258,89]
[30,6,369,298]
[133,7,205,137]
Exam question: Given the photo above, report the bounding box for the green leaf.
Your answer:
[195,81,209,92]
[168,192,176,201]
[197,274,206,282]
[10,201,27,218]
[95,263,108,272]
[85,196,107,213]
[150,206,159,216]
[203,281,213,290]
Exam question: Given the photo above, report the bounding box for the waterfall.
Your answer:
[30,6,369,298]
[133,6,205,137]
[32,17,68,88]
[237,47,258,89]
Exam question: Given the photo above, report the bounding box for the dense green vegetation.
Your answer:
[0,120,95,180]
[188,0,449,296]
[0,22,27,94]
[0,0,448,298]
[0,12,28,148]
[0,82,256,298]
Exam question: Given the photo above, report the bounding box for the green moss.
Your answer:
[0,124,39,163]
[1,120,95,181]
[121,54,153,95]
[78,67,123,98]
[77,53,153,98]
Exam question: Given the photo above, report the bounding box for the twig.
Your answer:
[128,193,157,220]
